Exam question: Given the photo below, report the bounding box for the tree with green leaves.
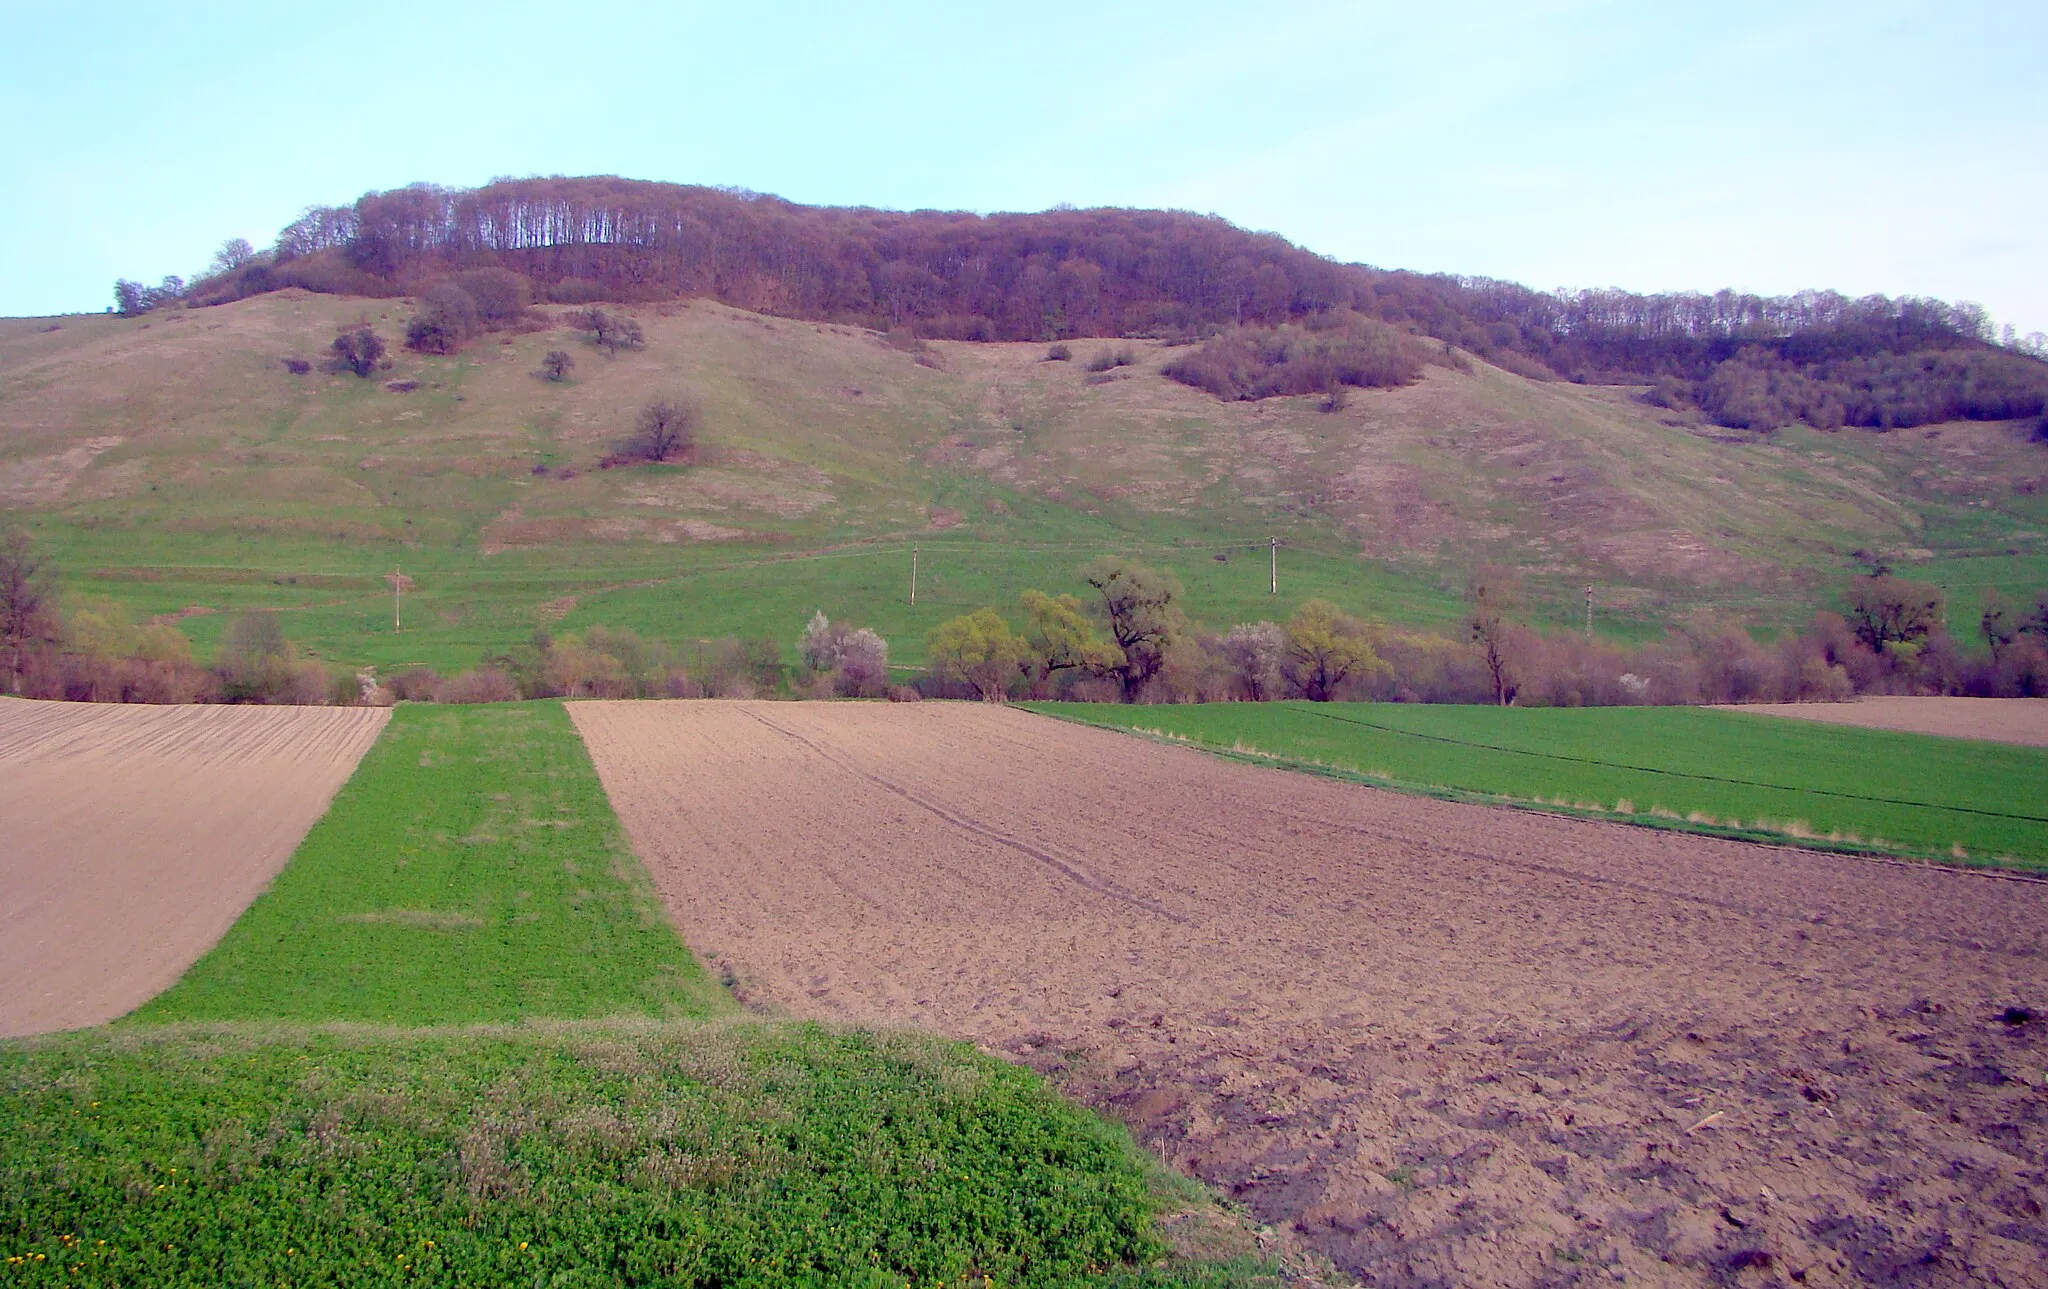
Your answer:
[1080,558,1184,702]
[928,608,1028,701]
[1018,590,1111,692]
[1281,599,1386,701]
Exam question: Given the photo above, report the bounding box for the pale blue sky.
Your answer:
[4,0,2043,331]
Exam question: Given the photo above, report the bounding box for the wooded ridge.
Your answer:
[121,176,2048,432]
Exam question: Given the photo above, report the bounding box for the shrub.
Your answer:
[449,267,534,328]
[798,612,889,697]
[404,282,479,354]
[881,326,943,368]
[1044,342,1071,362]
[279,356,311,375]
[386,667,441,702]
[1164,315,1424,401]
[1084,344,1136,373]
[330,325,385,377]
[434,668,520,703]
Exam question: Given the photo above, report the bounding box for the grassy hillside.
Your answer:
[1030,701,2048,866]
[3,294,2043,672]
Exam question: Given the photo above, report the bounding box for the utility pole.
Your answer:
[394,565,402,634]
[910,546,919,606]
[1270,536,1279,594]
[1584,584,1594,638]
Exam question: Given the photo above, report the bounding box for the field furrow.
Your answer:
[0,698,388,1036]
[572,699,2048,1287]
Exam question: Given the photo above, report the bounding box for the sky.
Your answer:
[3,0,2044,333]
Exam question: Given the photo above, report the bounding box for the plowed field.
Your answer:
[1733,696,2048,747]
[0,699,388,1036]
[572,700,2048,1288]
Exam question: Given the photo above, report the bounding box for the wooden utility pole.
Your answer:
[910,546,919,606]
[1584,584,1594,638]
[1270,536,1279,594]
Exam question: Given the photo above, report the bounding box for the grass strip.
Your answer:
[134,701,730,1024]
[0,1022,1271,1288]
[1026,701,2048,867]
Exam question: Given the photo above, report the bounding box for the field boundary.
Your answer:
[1024,704,2048,879]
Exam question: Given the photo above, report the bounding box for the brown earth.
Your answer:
[0,698,387,1036]
[571,700,2048,1288]
[1730,697,2048,748]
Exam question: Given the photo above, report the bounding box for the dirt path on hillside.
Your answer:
[0,699,387,1036]
[572,700,2048,1288]
[1728,696,2048,747]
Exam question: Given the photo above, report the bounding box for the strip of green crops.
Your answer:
[1028,701,2048,866]
[0,1024,1215,1289]
[7,701,1267,1286]
[134,702,727,1024]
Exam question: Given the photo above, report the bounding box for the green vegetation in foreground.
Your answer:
[39,702,1274,1285]
[135,702,727,1024]
[1028,701,2048,867]
[0,1023,1265,1288]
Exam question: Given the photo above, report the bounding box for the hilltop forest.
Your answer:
[128,176,2048,435]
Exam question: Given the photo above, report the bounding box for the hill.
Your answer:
[160,177,2048,438]
[4,290,2046,674]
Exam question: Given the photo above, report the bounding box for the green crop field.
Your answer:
[132,702,727,1025]
[0,1024,1246,1289]
[4,703,1274,1286]
[1029,701,2048,867]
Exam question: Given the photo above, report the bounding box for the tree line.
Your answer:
[100,175,2036,434]
[11,522,2048,709]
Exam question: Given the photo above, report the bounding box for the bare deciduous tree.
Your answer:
[1,527,56,693]
[1467,574,1520,706]
[630,398,698,462]
[572,308,645,357]
[209,237,257,276]
[539,350,574,382]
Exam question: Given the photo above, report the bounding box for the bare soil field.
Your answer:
[572,700,2048,1287]
[1731,696,2048,747]
[0,698,387,1036]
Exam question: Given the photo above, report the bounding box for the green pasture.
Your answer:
[1029,701,2048,867]
[133,703,725,1025]
[4,702,1272,1285]
[34,501,1694,678]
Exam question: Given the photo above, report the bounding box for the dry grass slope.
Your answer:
[6,293,2044,645]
